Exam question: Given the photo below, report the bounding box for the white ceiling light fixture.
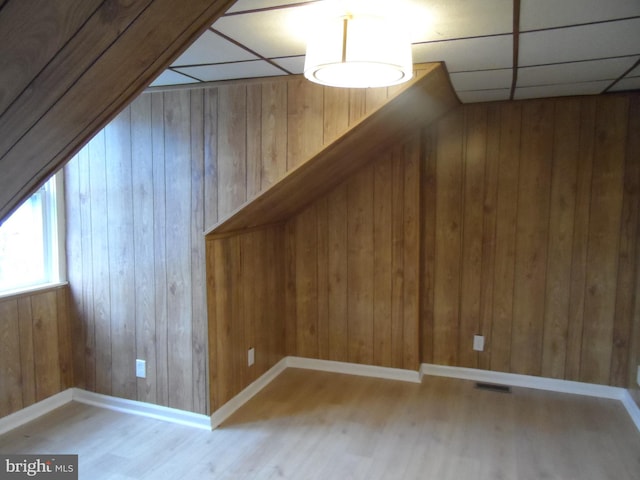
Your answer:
[304,12,413,88]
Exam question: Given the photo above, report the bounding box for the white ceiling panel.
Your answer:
[212,5,312,58]
[272,56,305,75]
[627,63,640,77]
[518,56,639,87]
[521,0,640,31]
[149,70,200,87]
[175,61,286,82]
[514,80,610,100]
[609,76,640,92]
[520,18,640,67]
[450,69,512,91]
[406,0,512,42]
[171,30,257,67]
[225,0,309,14]
[456,88,510,103]
[413,35,512,72]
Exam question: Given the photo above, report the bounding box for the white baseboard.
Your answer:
[286,356,422,384]
[421,364,625,399]
[72,389,211,431]
[210,357,288,429]
[0,389,73,436]
[421,363,640,433]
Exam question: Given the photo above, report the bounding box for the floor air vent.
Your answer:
[475,382,511,393]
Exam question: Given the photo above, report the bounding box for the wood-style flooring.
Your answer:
[1,368,639,479]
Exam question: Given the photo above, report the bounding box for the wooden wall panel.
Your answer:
[0,285,73,419]
[424,94,640,387]
[206,226,286,410]
[66,90,208,413]
[286,134,421,370]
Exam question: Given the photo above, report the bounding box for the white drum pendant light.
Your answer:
[304,13,413,88]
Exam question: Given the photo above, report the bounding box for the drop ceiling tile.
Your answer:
[513,80,610,100]
[225,0,308,14]
[609,76,640,91]
[149,70,200,87]
[520,18,640,66]
[405,0,512,42]
[175,61,286,83]
[456,89,510,103]
[212,5,312,58]
[449,69,512,91]
[518,56,639,87]
[521,0,640,31]
[413,35,512,72]
[272,56,305,75]
[627,63,640,77]
[171,30,257,67]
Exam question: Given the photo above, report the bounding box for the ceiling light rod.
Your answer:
[304,12,413,89]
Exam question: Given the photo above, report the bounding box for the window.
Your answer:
[0,173,65,295]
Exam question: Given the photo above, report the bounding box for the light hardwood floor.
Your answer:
[1,369,639,479]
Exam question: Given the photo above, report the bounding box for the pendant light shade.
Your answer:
[304,14,413,89]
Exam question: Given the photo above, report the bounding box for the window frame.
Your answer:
[0,172,67,298]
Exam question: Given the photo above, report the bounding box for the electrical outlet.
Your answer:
[248,347,255,367]
[136,359,146,378]
[473,335,485,352]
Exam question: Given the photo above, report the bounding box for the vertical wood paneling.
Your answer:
[316,198,330,360]
[327,183,349,362]
[459,105,487,368]
[295,205,319,358]
[565,98,596,381]
[261,82,287,190]
[421,128,437,365]
[580,97,628,385]
[478,105,501,371]
[625,96,640,397]
[206,226,286,410]
[190,89,208,414]
[402,137,421,370]
[204,87,219,230]
[88,128,112,396]
[390,147,406,368]
[0,299,22,417]
[347,168,375,365]
[423,94,639,387]
[164,90,194,410]
[511,100,553,376]
[246,84,262,199]
[152,91,169,407]
[131,93,156,405]
[31,291,61,401]
[541,98,580,379]
[105,106,136,400]
[433,109,463,366]
[0,286,73,418]
[217,84,247,218]
[287,79,323,170]
[490,103,522,373]
[286,134,421,370]
[373,154,393,367]
[17,298,35,406]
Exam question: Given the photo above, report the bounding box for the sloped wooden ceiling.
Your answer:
[0,0,236,224]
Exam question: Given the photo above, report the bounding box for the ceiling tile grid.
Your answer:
[148,0,640,103]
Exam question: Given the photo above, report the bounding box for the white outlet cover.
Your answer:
[637,365,640,387]
[136,359,146,378]
[473,335,485,352]
[248,348,255,367]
